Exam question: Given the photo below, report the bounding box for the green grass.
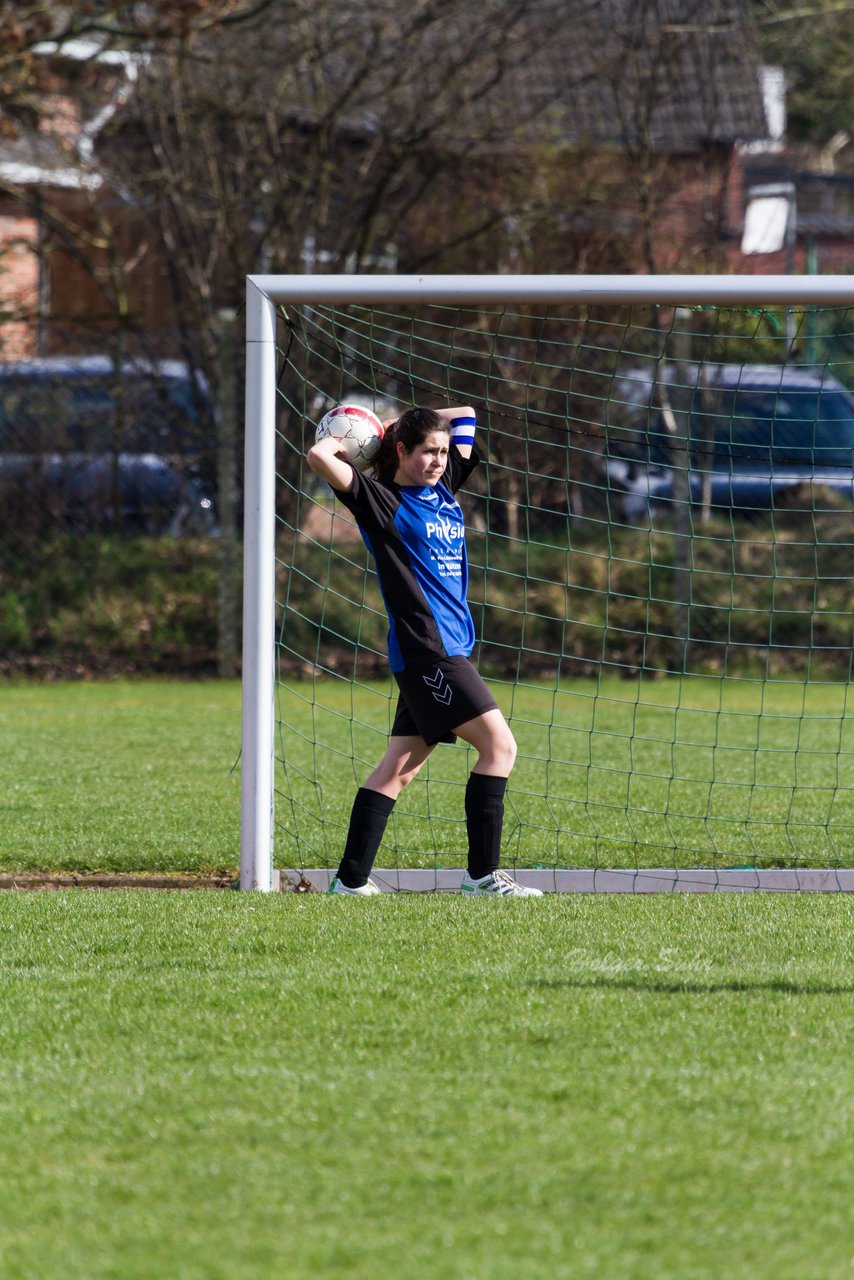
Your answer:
[1,682,851,1276]
[0,681,241,874]
[2,675,854,877]
[0,892,851,1280]
[279,673,854,872]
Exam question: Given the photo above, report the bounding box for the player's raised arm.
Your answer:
[433,405,477,459]
[306,433,355,493]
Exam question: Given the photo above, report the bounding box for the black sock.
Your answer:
[465,773,507,880]
[336,787,396,888]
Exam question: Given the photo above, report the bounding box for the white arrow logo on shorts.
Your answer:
[423,668,453,705]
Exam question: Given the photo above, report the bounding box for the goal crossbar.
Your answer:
[242,273,854,892]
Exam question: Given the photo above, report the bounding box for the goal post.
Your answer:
[240,280,278,889]
[242,273,854,892]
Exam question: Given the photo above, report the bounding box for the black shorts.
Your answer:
[391,655,498,746]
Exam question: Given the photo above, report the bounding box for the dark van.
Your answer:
[607,364,854,520]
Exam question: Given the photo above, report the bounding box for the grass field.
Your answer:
[0,681,241,875]
[278,672,854,872]
[0,891,851,1280]
[0,681,852,1277]
[3,675,854,879]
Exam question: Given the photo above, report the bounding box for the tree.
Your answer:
[752,0,854,151]
[4,1,771,536]
[95,0,576,514]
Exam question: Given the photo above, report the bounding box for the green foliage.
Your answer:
[289,509,854,683]
[4,506,854,686]
[754,0,854,143]
[0,535,219,676]
[0,591,31,648]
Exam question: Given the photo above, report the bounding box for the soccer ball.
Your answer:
[315,403,384,471]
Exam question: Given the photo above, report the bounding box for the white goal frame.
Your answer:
[241,273,854,893]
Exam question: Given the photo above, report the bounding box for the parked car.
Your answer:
[0,355,216,534]
[606,363,854,520]
[0,452,216,536]
[0,355,213,455]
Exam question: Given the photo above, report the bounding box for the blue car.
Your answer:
[0,355,217,534]
[0,452,216,536]
[607,364,854,520]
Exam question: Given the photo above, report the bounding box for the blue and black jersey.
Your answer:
[332,446,480,672]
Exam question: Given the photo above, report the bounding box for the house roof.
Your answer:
[0,34,145,191]
[279,0,769,154]
[0,0,769,199]
[508,0,769,148]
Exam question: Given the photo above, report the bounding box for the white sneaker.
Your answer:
[328,876,381,896]
[460,870,543,897]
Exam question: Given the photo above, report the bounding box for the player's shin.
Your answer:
[335,787,396,888]
[464,773,507,880]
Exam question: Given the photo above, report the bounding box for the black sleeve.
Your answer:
[442,444,482,495]
[332,469,400,533]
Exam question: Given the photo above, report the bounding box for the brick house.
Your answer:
[0,38,174,359]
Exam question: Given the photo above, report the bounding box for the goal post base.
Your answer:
[278,868,854,894]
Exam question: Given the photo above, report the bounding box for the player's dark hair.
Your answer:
[371,407,449,484]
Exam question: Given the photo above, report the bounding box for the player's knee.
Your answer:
[371,754,425,796]
[500,731,518,774]
[482,728,516,776]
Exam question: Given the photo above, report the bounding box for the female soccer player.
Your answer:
[306,404,542,897]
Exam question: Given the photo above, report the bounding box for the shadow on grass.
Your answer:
[530,975,854,996]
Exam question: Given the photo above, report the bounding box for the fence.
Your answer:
[0,321,242,678]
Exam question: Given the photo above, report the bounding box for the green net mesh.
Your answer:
[272,299,854,875]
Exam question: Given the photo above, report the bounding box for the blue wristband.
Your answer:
[450,415,476,447]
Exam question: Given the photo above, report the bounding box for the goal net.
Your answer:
[242,275,854,892]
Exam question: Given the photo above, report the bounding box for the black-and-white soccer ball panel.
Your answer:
[315,404,383,471]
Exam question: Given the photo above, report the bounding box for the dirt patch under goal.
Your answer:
[0,872,238,892]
